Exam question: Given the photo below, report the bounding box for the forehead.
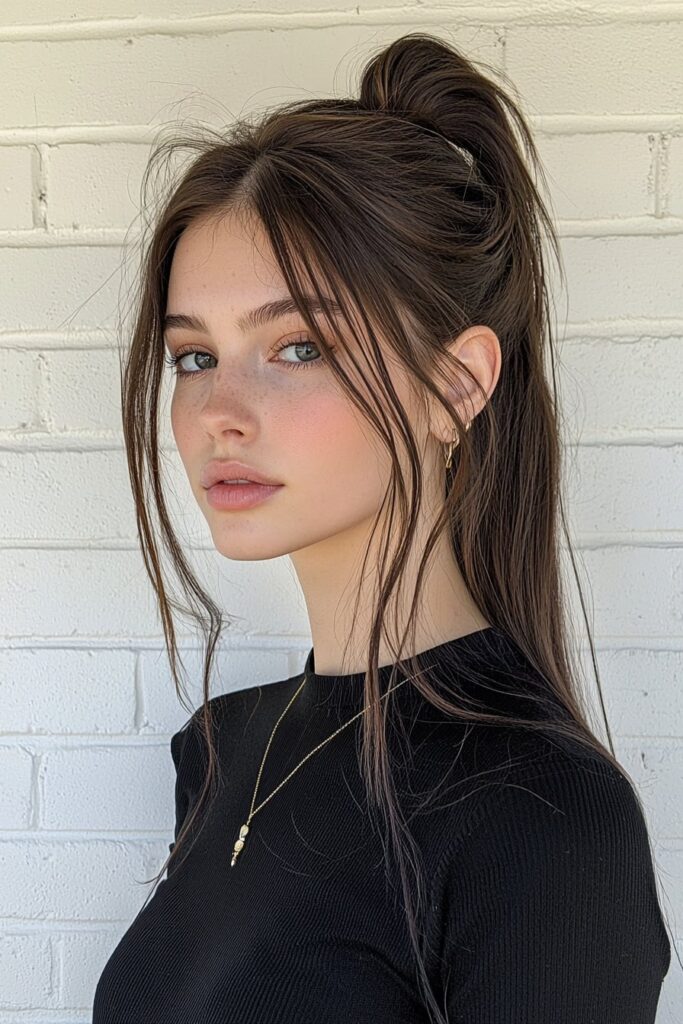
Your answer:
[166,210,357,336]
[167,210,285,303]
[166,209,365,345]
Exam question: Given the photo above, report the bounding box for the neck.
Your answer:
[290,506,489,677]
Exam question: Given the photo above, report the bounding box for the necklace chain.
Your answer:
[230,668,411,867]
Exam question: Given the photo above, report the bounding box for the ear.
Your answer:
[428,324,501,445]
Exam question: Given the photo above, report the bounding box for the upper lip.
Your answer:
[200,460,283,488]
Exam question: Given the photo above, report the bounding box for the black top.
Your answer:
[92,626,671,1023]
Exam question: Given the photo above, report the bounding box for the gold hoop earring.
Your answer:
[444,422,471,470]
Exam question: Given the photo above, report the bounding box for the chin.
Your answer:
[210,533,290,562]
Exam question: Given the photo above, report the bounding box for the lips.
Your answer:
[200,460,282,489]
[205,479,283,511]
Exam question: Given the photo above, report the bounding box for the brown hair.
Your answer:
[120,31,673,1021]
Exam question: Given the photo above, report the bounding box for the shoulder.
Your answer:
[436,743,652,872]
[429,743,670,957]
[170,673,299,765]
[424,745,672,1016]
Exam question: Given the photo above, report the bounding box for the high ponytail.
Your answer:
[359,32,561,341]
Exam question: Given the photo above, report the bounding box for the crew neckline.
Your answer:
[302,625,506,711]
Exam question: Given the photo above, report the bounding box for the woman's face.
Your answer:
[165,208,407,562]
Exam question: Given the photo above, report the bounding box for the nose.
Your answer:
[195,370,261,442]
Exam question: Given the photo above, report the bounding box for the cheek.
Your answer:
[169,388,210,494]
[169,389,195,460]
[280,393,388,503]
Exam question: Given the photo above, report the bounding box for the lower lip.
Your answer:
[205,482,284,510]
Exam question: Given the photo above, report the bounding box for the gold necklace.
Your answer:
[230,668,411,867]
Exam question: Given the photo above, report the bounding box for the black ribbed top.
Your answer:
[92,626,671,1023]
[303,624,508,709]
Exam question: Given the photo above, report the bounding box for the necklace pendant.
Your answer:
[230,823,250,867]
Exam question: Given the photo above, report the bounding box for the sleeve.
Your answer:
[431,754,671,1024]
[167,711,210,861]
[168,719,192,858]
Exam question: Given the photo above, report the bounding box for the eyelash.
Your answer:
[164,335,330,378]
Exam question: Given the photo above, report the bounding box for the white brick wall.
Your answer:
[0,2,681,1019]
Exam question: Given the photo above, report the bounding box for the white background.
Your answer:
[0,1,681,1019]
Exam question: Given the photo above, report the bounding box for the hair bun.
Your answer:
[358,32,469,131]
[359,32,482,174]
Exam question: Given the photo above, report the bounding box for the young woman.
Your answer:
[92,31,672,1024]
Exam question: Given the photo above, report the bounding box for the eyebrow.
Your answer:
[163,296,344,336]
